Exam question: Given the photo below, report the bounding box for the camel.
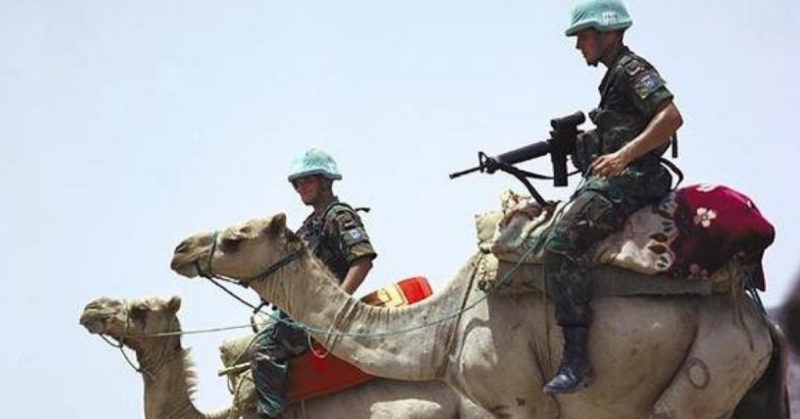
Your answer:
[170,213,786,419]
[79,295,492,419]
[769,274,800,418]
[80,296,237,419]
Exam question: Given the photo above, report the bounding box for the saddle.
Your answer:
[475,184,774,296]
[218,277,433,411]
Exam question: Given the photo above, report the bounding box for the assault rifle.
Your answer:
[449,111,586,206]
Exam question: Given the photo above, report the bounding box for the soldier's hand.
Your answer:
[590,151,631,178]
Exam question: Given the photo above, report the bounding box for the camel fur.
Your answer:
[170,213,783,419]
[80,295,492,419]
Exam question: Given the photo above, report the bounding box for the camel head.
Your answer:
[80,296,183,351]
[170,213,305,283]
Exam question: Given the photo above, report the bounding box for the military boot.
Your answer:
[542,326,592,395]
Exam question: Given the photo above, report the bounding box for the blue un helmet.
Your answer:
[287,148,343,183]
[565,0,633,36]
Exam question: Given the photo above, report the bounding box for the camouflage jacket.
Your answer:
[296,198,377,281]
[575,46,675,174]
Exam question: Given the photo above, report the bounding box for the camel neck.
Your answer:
[140,347,233,419]
[249,251,483,381]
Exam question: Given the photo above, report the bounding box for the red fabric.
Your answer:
[287,277,433,403]
[395,277,434,304]
[286,351,372,402]
[666,185,774,290]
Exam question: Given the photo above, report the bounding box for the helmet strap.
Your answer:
[594,31,623,67]
[319,178,334,194]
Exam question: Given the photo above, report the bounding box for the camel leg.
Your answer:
[447,294,559,419]
[649,296,773,419]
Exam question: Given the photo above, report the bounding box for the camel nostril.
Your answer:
[170,258,188,273]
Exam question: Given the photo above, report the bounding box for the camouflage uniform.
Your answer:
[251,199,376,419]
[545,46,675,327]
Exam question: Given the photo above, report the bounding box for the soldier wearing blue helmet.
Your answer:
[541,0,684,395]
[250,148,377,419]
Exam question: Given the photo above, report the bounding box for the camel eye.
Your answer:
[128,306,147,322]
[219,237,242,253]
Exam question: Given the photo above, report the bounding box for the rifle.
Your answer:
[450,111,586,205]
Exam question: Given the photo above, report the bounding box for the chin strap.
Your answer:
[590,33,624,67]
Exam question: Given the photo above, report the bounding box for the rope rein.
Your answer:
[196,227,540,339]
[105,210,547,343]
[96,302,185,377]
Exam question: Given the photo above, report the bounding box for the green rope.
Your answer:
[114,243,538,341]
[258,244,542,339]
[129,323,254,338]
[253,201,575,340]
[743,266,767,318]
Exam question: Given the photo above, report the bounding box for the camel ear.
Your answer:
[285,228,302,244]
[167,296,182,312]
[265,213,287,236]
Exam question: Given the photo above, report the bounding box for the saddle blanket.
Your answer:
[476,184,774,293]
[218,277,433,409]
[287,276,432,402]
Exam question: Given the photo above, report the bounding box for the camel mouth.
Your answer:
[171,236,208,278]
[79,309,111,335]
[170,256,200,278]
[79,298,125,337]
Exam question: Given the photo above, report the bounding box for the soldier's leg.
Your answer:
[545,190,629,326]
[542,189,632,394]
[249,315,309,419]
[250,324,290,419]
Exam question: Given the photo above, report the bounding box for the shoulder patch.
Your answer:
[632,71,666,99]
[347,229,363,241]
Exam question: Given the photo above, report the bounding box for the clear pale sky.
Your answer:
[1,0,798,416]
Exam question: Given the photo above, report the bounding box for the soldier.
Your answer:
[250,148,377,419]
[542,0,684,395]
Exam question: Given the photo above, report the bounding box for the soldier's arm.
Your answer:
[328,207,377,294]
[592,61,683,178]
[616,100,683,163]
[341,257,373,295]
[591,101,682,177]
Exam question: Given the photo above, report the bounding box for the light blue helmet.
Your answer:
[565,0,633,36]
[287,148,343,183]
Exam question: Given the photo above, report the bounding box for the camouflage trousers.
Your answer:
[249,312,308,419]
[543,168,671,327]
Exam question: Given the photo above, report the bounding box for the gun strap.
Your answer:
[515,168,581,181]
[659,157,684,189]
[320,201,371,221]
[670,133,679,158]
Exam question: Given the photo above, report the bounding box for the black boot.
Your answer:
[542,326,592,395]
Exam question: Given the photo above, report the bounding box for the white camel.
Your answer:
[80,295,493,419]
[769,276,800,418]
[170,213,785,419]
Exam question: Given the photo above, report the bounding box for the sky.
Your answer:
[1,0,799,417]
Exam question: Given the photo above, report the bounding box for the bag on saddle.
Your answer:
[475,184,774,295]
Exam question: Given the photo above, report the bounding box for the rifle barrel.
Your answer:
[449,166,482,179]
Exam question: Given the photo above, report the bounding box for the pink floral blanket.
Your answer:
[483,184,775,290]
